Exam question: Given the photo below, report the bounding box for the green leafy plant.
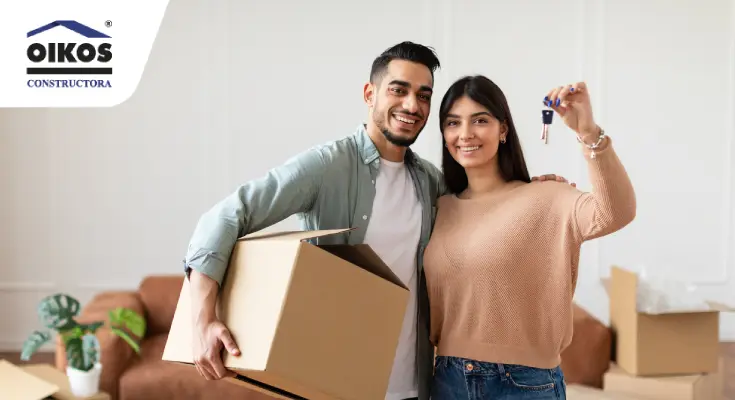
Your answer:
[20,293,146,372]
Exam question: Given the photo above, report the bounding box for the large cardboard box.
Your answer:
[162,228,410,400]
[603,361,724,400]
[608,265,734,376]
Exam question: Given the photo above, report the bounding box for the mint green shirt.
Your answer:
[184,123,447,399]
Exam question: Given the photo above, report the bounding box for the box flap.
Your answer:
[239,228,354,242]
[0,360,60,400]
[318,244,407,289]
[608,265,734,315]
[610,266,638,313]
[705,300,735,312]
[601,277,610,294]
[263,242,409,400]
[20,364,109,400]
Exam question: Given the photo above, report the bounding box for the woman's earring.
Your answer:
[500,137,506,144]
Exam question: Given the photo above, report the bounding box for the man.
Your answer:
[184,41,568,400]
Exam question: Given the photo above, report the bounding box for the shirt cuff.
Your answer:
[183,248,228,286]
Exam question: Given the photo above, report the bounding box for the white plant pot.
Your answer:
[66,363,102,397]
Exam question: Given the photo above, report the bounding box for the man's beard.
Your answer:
[382,128,418,147]
[374,113,422,147]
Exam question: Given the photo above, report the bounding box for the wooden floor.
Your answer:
[3,343,734,398]
[724,341,735,399]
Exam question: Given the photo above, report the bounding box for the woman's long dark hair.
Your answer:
[439,75,531,195]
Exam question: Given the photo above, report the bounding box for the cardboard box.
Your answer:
[567,383,645,399]
[0,360,110,400]
[607,265,734,376]
[162,228,410,400]
[603,361,724,400]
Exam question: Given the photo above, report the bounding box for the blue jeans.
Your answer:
[431,356,566,399]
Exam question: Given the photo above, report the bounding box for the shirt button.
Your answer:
[371,180,375,184]
[362,215,368,220]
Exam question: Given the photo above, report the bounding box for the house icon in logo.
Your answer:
[27,20,110,39]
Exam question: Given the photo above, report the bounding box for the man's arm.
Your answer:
[185,147,327,284]
[186,147,327,380]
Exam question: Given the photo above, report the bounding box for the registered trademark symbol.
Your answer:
[105,20,112,28]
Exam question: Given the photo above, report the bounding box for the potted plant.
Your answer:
[20,293,146,397]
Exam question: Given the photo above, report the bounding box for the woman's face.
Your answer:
[442,95,507,169]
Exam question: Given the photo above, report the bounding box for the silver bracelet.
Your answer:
[576,128,606,159]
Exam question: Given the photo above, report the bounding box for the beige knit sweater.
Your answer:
[423,135,636,369]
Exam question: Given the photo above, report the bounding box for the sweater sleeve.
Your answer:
[571,135,637,241]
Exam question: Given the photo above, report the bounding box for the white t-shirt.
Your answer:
[362,157,422,400]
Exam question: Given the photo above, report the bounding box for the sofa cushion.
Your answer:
[138,276,185,335]
[120,334,272,400]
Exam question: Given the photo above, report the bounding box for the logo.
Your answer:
[0,1,169,107]
[26,20,112,89]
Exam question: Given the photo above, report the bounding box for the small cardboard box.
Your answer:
[567,383,645,399]
[0,360,110,400]
[603,361,724,400]
[162,228,410,400]
[608,265,734,376]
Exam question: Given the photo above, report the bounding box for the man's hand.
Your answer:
[193,318,240,380]
[531,174,576,188]
[189,270,240,380]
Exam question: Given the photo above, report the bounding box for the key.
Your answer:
[541,108,553,144]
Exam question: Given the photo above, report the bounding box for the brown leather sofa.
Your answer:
[55,275,611,400]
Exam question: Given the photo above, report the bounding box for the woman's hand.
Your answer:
[544,82,600,140]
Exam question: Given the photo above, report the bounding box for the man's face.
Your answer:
[365,60,434,147]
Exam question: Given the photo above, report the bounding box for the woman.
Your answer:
[423,76,636,399]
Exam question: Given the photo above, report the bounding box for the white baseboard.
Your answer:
[721,318,735,342]
[0,282,57,291]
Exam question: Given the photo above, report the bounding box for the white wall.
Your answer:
[1,0,734,350]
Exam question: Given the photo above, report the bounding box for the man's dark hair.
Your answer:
[369,41,441,84]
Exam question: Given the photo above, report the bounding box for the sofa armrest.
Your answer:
[55,290,145,400]
[560,303,612,388]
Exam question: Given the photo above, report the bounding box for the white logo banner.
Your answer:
[0,0,170,107]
